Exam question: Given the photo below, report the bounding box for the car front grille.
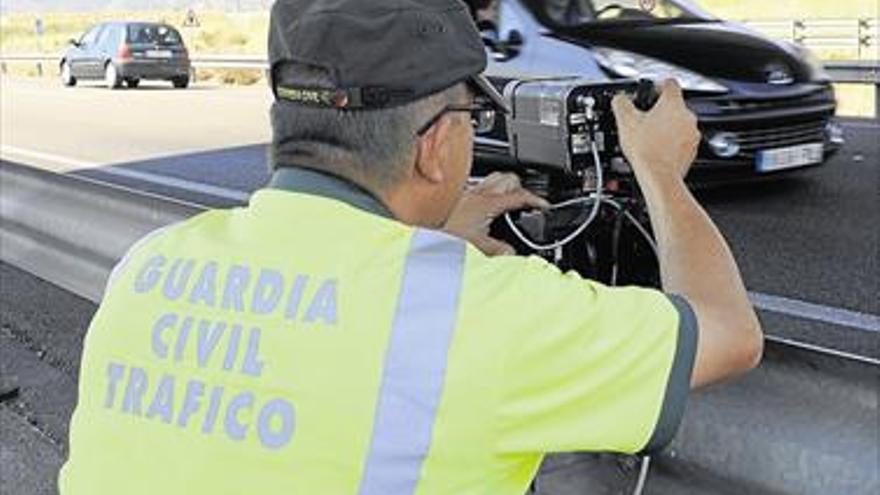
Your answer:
[710,86,835,117]
[733,119,828,158]
[716,97,823,114]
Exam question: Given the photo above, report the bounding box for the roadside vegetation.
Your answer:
[703,0,877,20]
[1,1,875,58]
[0,2,874,115]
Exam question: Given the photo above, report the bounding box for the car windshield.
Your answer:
[524,0,717,26]
[127,24,183,45]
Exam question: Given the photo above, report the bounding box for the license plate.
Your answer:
[145,50,173,59]
[756,143,824,173]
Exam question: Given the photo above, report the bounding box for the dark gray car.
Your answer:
[61,22,191,89]
[473,0,844,183]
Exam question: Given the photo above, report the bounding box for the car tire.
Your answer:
[104,62,121,90]
[172,76,190,89]
[126,78,141,89]
[61,61,76,87]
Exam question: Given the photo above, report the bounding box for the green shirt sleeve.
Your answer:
[642,293,698,454]
[487,255,698,455]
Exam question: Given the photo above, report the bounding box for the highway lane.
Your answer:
[1,78,272,172]
[1,76,878,358]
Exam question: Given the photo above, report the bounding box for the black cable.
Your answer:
[610,203,626,286]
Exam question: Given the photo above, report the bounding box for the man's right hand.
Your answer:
[611,79,701,187]
[612,79,763,390]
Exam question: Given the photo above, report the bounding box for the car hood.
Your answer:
[551,21,812,84]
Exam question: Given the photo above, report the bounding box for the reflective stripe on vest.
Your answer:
[359,229,467,495]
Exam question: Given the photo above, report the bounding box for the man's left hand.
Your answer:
[444,172,549,256]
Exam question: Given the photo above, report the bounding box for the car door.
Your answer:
[74,25,104,78]
[68,25,99,78]
[95,25,120,69]
[85,24,109,78]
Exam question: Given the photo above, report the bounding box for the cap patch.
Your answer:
[277,86,350,108]
[415,15,448,37]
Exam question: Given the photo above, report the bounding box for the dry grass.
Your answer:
[0,62,48,78]
[2,3,875,55]
[195,68,265,86]
[0,11,269,55]
[701,0,878,61]
[0,10,270,85]
[701,0,877,20]
[834,84,876,118]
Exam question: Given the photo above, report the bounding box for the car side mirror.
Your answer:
[478,20,500,49]
[68,38,80,47]
[491,29,524,61]
[505,30,524,52]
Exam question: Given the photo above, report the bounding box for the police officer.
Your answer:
[60,0,762,493]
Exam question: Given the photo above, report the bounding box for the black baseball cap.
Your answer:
[268,0,507,113]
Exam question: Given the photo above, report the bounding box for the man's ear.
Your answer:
[414,115,451,184]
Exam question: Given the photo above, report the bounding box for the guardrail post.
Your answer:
[793,19,805,44]
[36,61,43,77]
[858,18,869,60]
[875,79,879,120]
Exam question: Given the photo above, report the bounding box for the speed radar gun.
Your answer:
[489,78,661,287]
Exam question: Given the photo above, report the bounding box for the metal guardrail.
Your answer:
[0,53,269,78]
[0,161,202,302]
[1,52,876,83]
[742,18,878,58]
[823,61,880,117]
[0,160,878,494]
[185,54,268,70]
[824,60,880,83]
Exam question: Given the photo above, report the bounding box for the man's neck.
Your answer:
[268,166,395,220]
[269,165,447,230]
[384,181,448,230]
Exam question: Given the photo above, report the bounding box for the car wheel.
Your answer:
[126,78,140,89]
[61,61,76,87]
[104,63,121,89]
[172,76,190,89]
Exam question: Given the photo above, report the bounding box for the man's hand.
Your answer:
[611,79,701,188]
[444,172,549,256]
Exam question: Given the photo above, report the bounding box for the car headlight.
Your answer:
[788,43,830,81]
[593,46,729,94]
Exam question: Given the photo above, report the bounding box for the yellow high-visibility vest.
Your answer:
[61,170,696,494]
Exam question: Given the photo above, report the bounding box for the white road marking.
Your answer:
[749,292,880,333]
[3,145,879,333]
[94,167,250,202]
[0,145,250,203]
[765,335,880,365]
[1,145,93,169]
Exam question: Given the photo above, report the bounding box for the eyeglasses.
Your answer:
[416,100,497,136]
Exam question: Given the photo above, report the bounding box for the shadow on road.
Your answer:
[69,144,269,207]
[693,175,811,206]
[65,84,225,92]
